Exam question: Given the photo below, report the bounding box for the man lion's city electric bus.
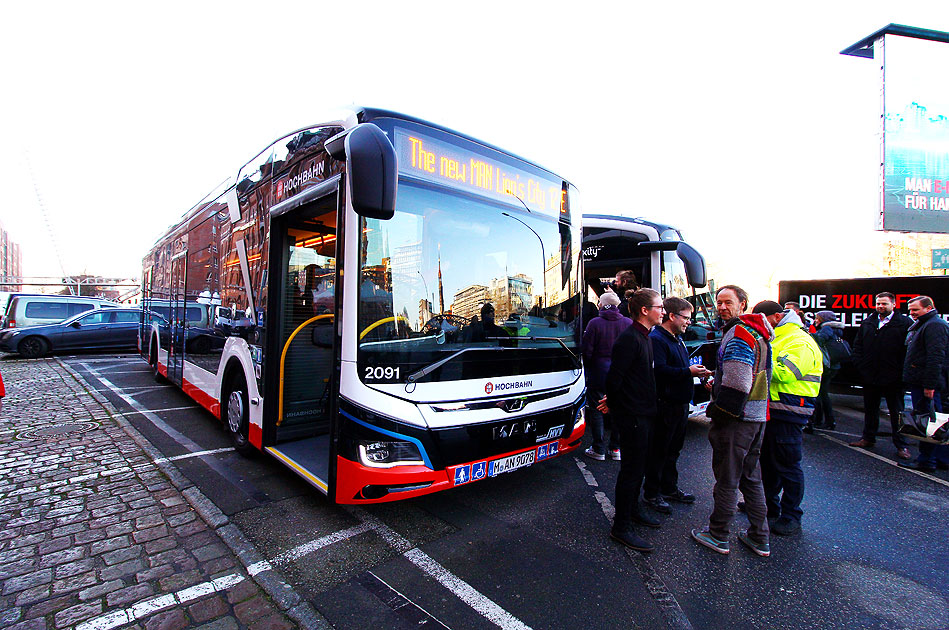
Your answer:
[140,108,585,503]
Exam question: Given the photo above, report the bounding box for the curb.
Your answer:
[56,357,333,630]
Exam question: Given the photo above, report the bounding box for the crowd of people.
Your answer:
[584,280,949,558]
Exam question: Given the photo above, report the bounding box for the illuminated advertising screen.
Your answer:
[392,127,567,219]
[881,34,949,232]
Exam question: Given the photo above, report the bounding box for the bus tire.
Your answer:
[150,339,166,383]
[224,377,255,456]
[18,336,48,359]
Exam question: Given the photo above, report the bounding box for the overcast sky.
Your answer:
[1,1,947,301]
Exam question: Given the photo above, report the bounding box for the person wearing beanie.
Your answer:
[753,300,822,536]
[809,310,846,431]
[582,290,632,461]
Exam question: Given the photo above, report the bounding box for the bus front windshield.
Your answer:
[357,182,581,384]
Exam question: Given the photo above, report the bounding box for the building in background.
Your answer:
[0,220,23,291]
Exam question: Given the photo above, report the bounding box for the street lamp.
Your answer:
[501,212,546,309]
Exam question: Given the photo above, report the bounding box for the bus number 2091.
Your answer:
[365,366,401,380]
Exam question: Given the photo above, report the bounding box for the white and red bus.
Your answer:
[140,108,585,503]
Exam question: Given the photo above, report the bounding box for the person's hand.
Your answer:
[689,364,711,377]
[597,396,609,414]
[703,376,714,392]
[924,388,935,399]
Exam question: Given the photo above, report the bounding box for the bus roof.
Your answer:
[582,213,681,238]
[358,108,572,186]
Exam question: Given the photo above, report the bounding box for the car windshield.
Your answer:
[357,181,581,384]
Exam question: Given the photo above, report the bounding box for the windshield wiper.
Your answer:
[405,347,511,384]
[485,336,582,370]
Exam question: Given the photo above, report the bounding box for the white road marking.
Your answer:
[819,432,949,489]
[161,447,235,463]
[246,523,374,576]
[574,457,599,487]
[75,574,243,630]
[353,507,532,630]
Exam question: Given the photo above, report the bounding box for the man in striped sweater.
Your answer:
[691,285,774,558]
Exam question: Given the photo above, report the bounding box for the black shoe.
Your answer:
[643,495,672,514]
[611,528,654,552]
[631,509,662,528]
[770,517,802,536]
[663,489,696,504]
[898,460,936,473]
[937,461,949,470]
[803,424,815,434]
[737,500,746,513]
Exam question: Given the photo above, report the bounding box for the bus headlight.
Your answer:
[358,440,424,468]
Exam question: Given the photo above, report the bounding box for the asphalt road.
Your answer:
[64,353,949,630]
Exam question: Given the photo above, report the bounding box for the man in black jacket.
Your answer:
[849,292,913,459]
[643,297,710,514]
[899,296,949,472]
[601,288,665,552]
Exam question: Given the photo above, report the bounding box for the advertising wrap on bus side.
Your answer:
[777,276,949,386]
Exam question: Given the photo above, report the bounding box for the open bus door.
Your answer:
[263,183,342,496]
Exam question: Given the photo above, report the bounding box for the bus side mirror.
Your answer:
[676,242,707,288]
[344,124,397,220]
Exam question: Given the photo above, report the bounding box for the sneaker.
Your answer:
[737,530,770,557]
[691,529,729,554]
[643,495,672,514]
[631,509,662,528]
[610,528,654,553]
[583,447,606,461]
[770,517,802,536]
[663,489,696,504]
[608,448,622,461]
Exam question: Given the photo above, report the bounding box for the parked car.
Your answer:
[0,308,142,358]
[1,294,119,329]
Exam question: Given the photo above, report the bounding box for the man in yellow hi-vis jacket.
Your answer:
[752,301,823,537]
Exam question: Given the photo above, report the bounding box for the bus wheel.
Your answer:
[18,336,48,359]
[224,379,255,456]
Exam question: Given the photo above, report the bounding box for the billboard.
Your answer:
[880,34,949,232]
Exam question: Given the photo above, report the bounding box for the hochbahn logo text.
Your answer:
[276,161,325,199]
[485,380,532,394]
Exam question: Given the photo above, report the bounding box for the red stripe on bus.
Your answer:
[182,378,221,418]
[249,422,262,448]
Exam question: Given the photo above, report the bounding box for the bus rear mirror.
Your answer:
[345,124,397,221]
[676,242,707,288]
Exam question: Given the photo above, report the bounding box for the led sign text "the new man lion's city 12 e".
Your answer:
[394,129,566,217]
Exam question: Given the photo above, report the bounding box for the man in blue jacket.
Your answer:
[643,297,710,514]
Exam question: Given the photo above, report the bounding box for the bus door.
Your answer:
[264,186,340,493]
[168,251,187,385]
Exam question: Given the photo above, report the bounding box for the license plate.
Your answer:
[488,449,536,477]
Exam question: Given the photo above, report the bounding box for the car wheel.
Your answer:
[224,377,255,456]
[18,336,49,359]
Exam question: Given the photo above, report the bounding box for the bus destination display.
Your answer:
[394,128,565,217]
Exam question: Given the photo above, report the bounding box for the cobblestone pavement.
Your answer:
[0,358,320,630]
